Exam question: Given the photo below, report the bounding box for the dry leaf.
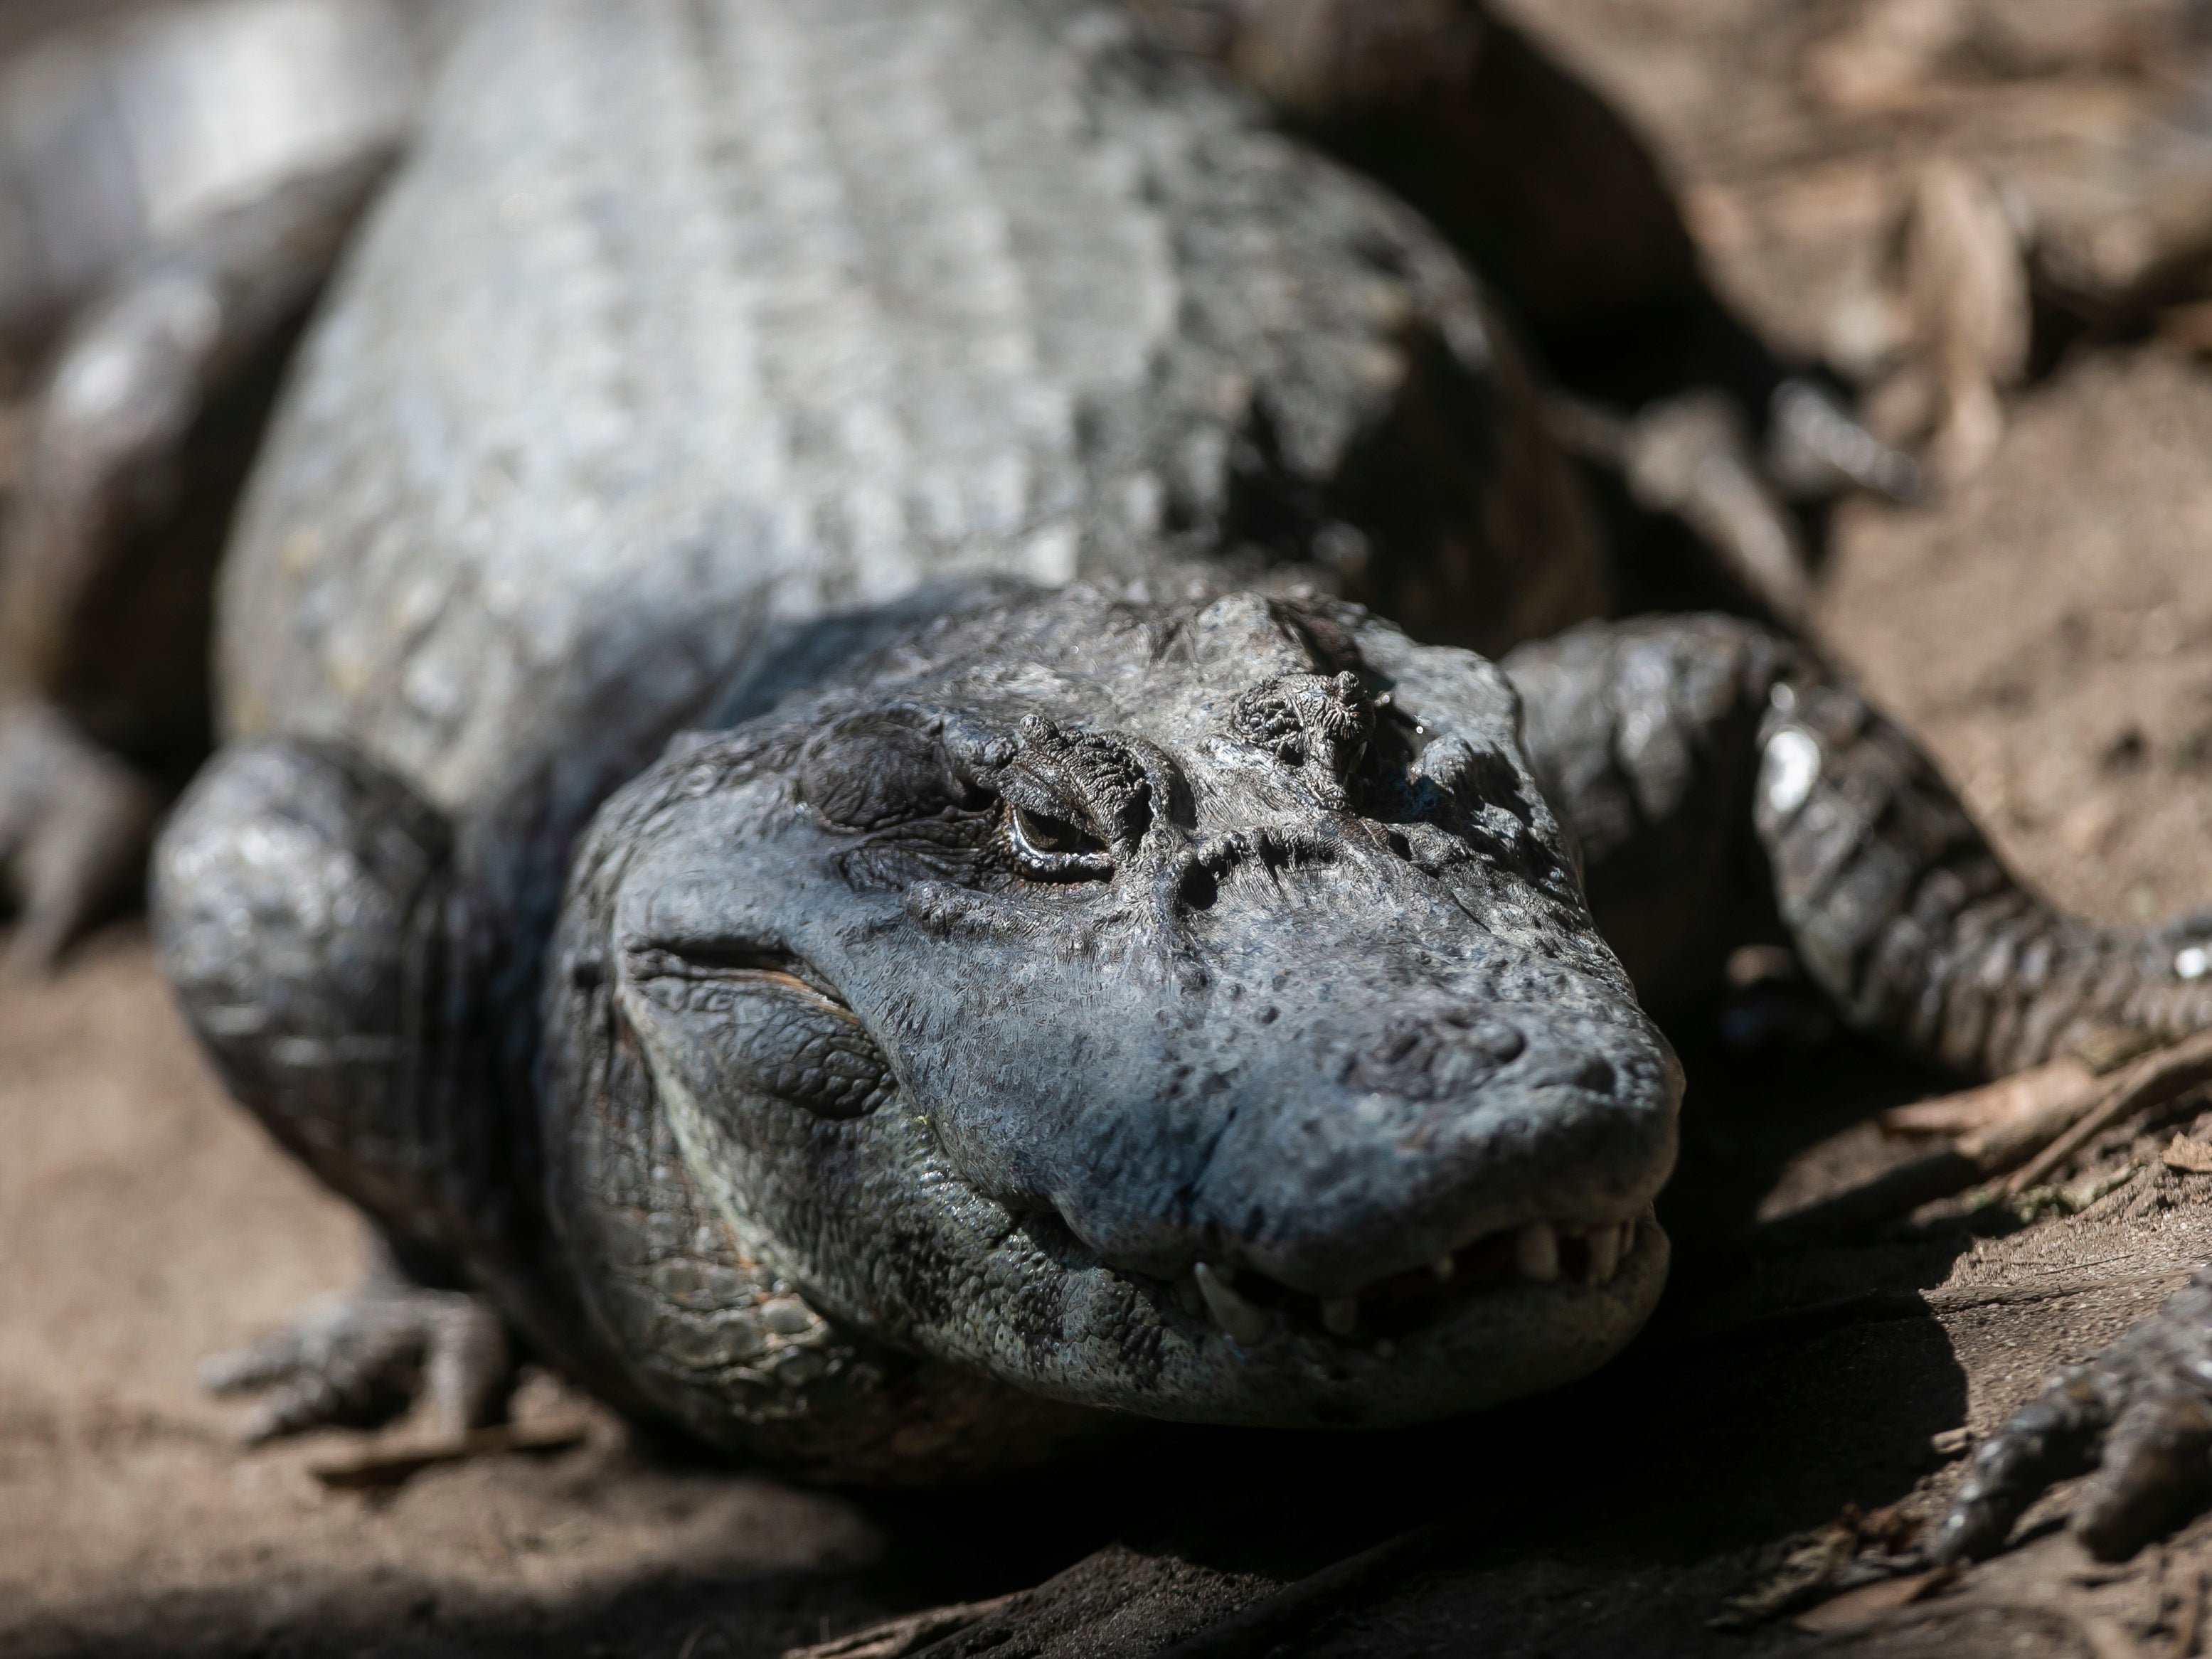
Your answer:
[781,1598,1015,1659]
[2164,1133,2212,1173]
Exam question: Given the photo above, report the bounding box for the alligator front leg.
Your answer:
[0,154,385,971]
[1505,614,2212,1074]
[152,737,543,1441]
[1507,614,2212,1558]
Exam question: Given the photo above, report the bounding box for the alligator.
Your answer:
[6,0,2212,1573]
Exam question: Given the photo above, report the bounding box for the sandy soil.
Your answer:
[11,1,2212,1655]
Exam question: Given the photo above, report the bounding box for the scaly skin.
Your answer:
[0,154,393,969]
[1505,617,2212,1071]
[213,0,1601,848]
[1132,0,1784,409]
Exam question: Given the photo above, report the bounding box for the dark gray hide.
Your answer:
[544,587,1677,1429]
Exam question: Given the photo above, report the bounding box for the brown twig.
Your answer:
[1793,1563,1960,1633]
[1147,1513,1471,1659]
[1754,1054,2107,1244]
[2003,1031,2212,1197]
[778,1597,1015,1659]
[1755,1033,2212,1247]
[1881,1059,2102,1138]
[2174,1564,2205,1659]
[308,1419,590,1489]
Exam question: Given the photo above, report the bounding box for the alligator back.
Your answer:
[218,0,1603,825]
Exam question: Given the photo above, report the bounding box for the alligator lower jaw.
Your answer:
[1169,1209,1660,1351]
[1047,1215,1669,1430]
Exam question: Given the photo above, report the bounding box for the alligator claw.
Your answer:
[1936,1268,2212,1564]
[0,701,155,974]
[206,1271,510,1445]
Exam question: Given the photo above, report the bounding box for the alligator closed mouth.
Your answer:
[4,0,2211,1569]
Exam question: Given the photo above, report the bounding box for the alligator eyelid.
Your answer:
[623,941,850,1006]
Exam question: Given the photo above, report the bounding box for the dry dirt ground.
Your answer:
[14,2,2212,1655]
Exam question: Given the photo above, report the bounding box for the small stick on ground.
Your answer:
[1879,1055,2106,1141]
[1754,1030,2212,1246]
[2173,1565,2205,1659]
[779,1597,1015,1659]
[309,1420,590,1490]
[1756,1049,2116,1244]
[2004,1031,2212,1197]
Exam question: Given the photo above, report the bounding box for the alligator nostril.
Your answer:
[1346,1013,1525,1095]
[1177,859,1219,913]
[1571,1055,1616,1095]
[1474,1023,1526,1065]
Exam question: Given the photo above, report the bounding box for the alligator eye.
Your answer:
[1011,805,1090,854]
[1005,802,1111,877]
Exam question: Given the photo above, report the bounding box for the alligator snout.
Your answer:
[1022,974,1676,1311]
[924,935,1681,1369]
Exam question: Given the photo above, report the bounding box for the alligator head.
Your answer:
[546,585,1679,1429]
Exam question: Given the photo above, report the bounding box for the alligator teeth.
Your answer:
[1430,1255,1456,1283]
[1586,1222,1620,1286]
[1321,1296,1359,1336]
[1174,1275,1203,1317]
[1194,1262,1270,1345]
[1620,1219,1639,1261]
[1514,1222,1560,1284]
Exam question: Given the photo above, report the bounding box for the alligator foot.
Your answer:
[205,1255,511,1445]
[1543,383,1917,632]
[0,701,155,974]
[1935,1268,2212,1564]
